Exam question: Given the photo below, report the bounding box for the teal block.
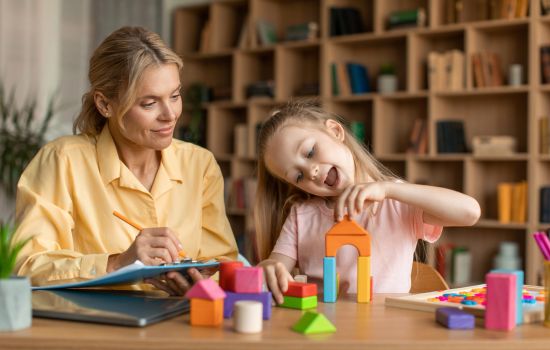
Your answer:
[491,269,524,325]
[323,257,336,303]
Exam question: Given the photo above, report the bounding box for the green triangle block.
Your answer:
[292,311,336,334]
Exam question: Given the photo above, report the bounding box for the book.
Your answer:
[256,20,277,46]
[331,63,340,96]
[336,62,352,96]
[32,260,219,290]
[346,63,371,94]
[436,120,467,153]
[407,118,427,154]
[540,186,550,223]
[498,182,513,223]
[387,8,426,30]
[329,7,364,37]
[448,50,465,90]
[427,52,445,91]
[539,117,550,154]
[472,53,485,87]
[540,46,550,84]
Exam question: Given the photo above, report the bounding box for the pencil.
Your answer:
[113,210,143,230]
[112,210,187,258]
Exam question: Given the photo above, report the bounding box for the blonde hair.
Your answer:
[73,26,183,136]
[254,101,397,260]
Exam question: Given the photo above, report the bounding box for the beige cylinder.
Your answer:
[233,301,263,333]
[294,274,308,283]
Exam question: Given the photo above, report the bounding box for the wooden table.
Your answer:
[2,294,550,350]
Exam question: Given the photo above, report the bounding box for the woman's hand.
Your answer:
[144,268,204,296]
[258,258,294,304]
[108,227,183,271]
[334,182,388,221]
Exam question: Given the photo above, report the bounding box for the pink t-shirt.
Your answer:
[272,197,442,293]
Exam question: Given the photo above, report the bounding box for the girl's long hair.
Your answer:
[73,26,183,136]
[254,101,397,260]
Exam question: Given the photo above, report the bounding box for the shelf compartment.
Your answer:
[234,50,275,102]
[183,55,233,102]
[324,36,407,97]
[323,99,373,150]
[431,93,528,154]
[275,44,320,100]
[436,227,526,285]
[325,0,374,37]
[251,0,321,47]
[373,97,427,155]
[206,105,247,158]
[173,5,210,55]
[410,29,465,91]
[469,22,529,87]
[408,159,463,192]
[464,159,528,221]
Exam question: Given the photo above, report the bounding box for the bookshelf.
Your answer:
[172,0,547,285]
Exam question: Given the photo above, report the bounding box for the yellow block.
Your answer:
[357,256,371,303]
[336,272,340,296]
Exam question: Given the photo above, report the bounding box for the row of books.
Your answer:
[436,120,467,154]
[387,8,427,30]
[407,118,428,155]
[329,7,365,37]
[427,50,465,91]
[541,46,550,84]
[224,177,257,212]
[435,244,472,286]
[538,116,550,154]
[498,181,528,224]
[446,0,529,24]
[330,62,371,96]
[471,51,504,88]
[540,187,550,223]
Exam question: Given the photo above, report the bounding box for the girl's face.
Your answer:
[110,63,182,151]
[264,119,356,197]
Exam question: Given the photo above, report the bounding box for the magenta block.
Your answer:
[234,267,263,293]
[223,291,272,320]
[485,272,516,331]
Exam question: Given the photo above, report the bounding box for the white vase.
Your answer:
[378,74,398,94]
[0,277,32,331]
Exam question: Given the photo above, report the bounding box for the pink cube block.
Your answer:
[485,273,516,331]
[234,267,263,293]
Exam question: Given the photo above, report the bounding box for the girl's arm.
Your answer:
[257,252,296,304]
[335,182,481,227]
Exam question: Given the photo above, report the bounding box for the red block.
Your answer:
[485,273,516,331]
[284,282,317,298]
[219,261,243,292]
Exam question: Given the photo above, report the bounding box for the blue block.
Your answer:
[223,291,272,319]
[436,307,475,329]
[323,257,337,303]
[491,269,524,325]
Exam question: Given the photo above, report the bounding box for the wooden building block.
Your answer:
[325,234,371,257]
[491,269,524,325]
[234,267,263,293]
[323,257,337,303]
[280,295,317,310]
[219,261,244,292]
[284,281,317,298]
[185,278,226,300]
[485,272,516,331]
[233,301,263,334]
[190,298,224,326]
[292,311,336,334]
[357,256,371,303]
[223,291,272,320]
[436,307,475,329]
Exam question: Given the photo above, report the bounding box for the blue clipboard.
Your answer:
[32,260,219,290]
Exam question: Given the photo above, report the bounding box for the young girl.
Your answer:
[255,101,480,304]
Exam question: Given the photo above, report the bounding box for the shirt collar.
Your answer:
[96,125,184,186]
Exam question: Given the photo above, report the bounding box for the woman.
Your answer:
[13,26,237,296]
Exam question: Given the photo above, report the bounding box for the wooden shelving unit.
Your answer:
[172,0,548,285]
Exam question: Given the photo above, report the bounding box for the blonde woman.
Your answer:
[14,27,237,295]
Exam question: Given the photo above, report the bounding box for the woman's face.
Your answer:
[110,63,182,151]
[264,120,356,197]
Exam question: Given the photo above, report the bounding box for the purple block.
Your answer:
[223,291,272,320]
[436,307,475,329]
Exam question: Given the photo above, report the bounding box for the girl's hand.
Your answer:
[258,259,294,304]
[108,227,183,271]
[144,268,204,296]
[334,182,388,221]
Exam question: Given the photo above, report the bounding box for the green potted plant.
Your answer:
[0,222,32,331]
[0,83,54,198]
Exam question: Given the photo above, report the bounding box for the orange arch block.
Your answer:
[325,216,371,257]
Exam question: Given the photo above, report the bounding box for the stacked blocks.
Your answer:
[280,281,318,310]
[219,261,244,291]
[491,269,524,325]
[324,216,372,303]
[436,307,475,329]
[185,279,226,327]
[485,272,516,331]
[222,266,272,320]
[292,311,336,334]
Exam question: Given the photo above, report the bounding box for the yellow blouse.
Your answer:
[14,126,237,286]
